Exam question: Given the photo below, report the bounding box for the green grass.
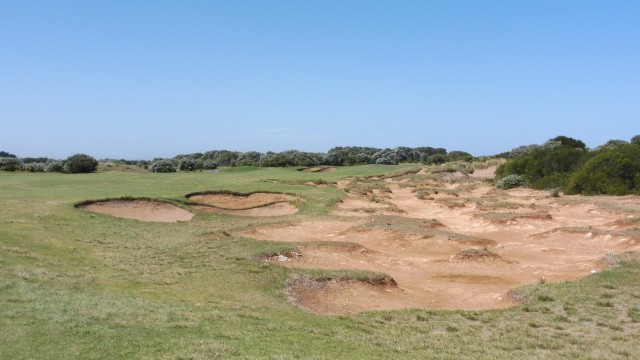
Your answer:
[1,165,639,359]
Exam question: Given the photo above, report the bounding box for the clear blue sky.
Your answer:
[1,1,639,159]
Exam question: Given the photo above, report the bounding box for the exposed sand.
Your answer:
[303,167,337,173]
[242,171,640,315]
[188,192,296,209]
[469,166,498,179]
[193,202,299,217]
[79,200,194,223]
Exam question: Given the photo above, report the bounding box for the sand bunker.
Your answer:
[79,200,194,223]
[286,276,402,315]
[242,170,640,314]
[193,203,298,217]
[302,167,336,173]
[187,191,300,217]
[187,191,296,209]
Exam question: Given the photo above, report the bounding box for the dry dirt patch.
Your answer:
[79,200,194,223]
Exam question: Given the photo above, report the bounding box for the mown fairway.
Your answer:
[1,165,639,359]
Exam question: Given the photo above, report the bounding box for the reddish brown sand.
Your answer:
[242,169,640,315]
[304,167,337,173]
[193,202,299,217]
[80,200,194,223]
[188,192,296,209]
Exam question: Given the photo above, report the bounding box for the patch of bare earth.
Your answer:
[79,200,194,223]
[244,170,640,315]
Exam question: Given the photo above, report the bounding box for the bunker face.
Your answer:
[242,170,640,315]
[193,203,298,217]
[188,192,299,216]
[188,192,296,209]
[303,167,337,173]
[80,200,194,223]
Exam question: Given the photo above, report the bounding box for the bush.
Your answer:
[64,154,98,173]
[495,174,525,190]
[425,154,447,165]
[24,163,46,172]
[496,136,587,189]
[149,159,176,173]
[566,143,640,195]
[178,157,197,171]
[0,157,22,171]
[448,151,473,162]
[202,159,218,170]
[234,159,257,167]
[45,161,64,173]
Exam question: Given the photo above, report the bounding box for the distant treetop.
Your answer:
[0,151,17,158]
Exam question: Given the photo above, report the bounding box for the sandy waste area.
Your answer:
[241,166,640,314]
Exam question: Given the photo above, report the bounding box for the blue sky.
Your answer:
[1,1,638,159]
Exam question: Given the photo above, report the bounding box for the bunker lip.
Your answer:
[186,190,300,216]
[286,274,399,315]
[76,198,194,223]
[299,167,337,173]
[193,202,299,217]
[185,190,298,210]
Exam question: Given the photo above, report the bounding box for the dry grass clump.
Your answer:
[456,247,500,262]
[344,179,391,195]
[478,211,552,223]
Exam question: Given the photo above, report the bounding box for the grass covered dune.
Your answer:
[1,165,639,359]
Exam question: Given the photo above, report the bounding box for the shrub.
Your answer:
[234,159,257,167]
[566,143,640,195]
[64,154,98,173]
[149,159,176,173]
[496,136,587,189]
[202,150,240,167]
[495,174,525,190]
[45,161,64,173]
[549,188,561,197]
[202,159,218,170]
[448,151,473,162]
[178,157,197,171]
[425,154,447,165]
[375,156,397,165]
[0,157,22,171]
[24,163,46,172]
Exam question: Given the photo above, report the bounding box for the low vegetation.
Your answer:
[497,135,640,195]
[63,154,99,174]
